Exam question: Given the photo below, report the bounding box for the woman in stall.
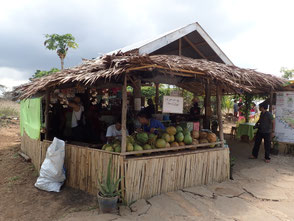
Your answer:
[137,110,165,134]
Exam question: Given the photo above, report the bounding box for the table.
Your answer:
[236,123,257,140]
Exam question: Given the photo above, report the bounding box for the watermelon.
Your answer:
[136,132,149,144]
[143,144,152,150]
[114,145,121,152]
[134,144,143,156]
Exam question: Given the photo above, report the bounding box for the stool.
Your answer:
[230,126,237,139]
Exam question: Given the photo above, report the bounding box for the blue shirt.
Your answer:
[143,118,165,133]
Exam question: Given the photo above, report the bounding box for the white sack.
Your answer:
[35,137,66,192]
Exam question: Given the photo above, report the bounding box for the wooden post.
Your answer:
[204,80,211,129]
[133,79,142,111]
[269,88,273,113]
[121,74,128,153]
[44,90,50,140]
[179,38,182,56]
[155,83,159,113]
[216,85,224,147]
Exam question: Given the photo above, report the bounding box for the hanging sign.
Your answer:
[134,98,141,111]
[275,91,294,143]
[162,96,183,114]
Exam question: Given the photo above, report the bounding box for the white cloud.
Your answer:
[0,67,29,90]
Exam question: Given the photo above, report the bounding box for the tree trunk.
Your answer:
[61,58,64,70]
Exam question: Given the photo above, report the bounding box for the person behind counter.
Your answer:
[137,111,165,134]
[106,117,129,143]
[189,98,201,121]
[68,96,85,141]
[143,98,155,118]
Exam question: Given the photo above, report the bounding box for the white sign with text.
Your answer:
[162,96,183,114]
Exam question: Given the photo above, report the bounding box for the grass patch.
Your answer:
[0,99,20,118]
[9,176,20,182]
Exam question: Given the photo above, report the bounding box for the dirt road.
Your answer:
[0,123,96,221]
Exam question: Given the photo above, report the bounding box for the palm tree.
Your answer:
[44,34,78,70]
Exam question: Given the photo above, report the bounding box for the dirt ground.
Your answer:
[1,120,294,221]
[0,122,97,221]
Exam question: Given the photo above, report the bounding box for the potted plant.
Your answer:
[97,157,122,213]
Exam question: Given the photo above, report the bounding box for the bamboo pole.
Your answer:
[121,74,128,153]
[44,90,50,140]
[204,80,211,129]
[216,85,224,147]
[155,83,159,113]
[269,88,273,113]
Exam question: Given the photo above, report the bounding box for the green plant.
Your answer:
[44,33,78,70]
[98,157,122,198]
[230,157,236,167]
[30,68,60,80]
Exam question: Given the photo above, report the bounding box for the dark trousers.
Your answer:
[252,132,271,160]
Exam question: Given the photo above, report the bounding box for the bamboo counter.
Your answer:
[21,132,230,203]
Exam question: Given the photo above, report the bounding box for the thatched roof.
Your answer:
[14,53,285,99]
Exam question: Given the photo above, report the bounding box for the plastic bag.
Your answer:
[35,137,66,192]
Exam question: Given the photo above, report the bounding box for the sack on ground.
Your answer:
[35,137,66,192]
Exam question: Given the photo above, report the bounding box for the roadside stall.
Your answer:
[14,53,284,203]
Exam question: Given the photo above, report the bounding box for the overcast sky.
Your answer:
[1,0,294,90]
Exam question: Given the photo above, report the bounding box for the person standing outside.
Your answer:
[249,103,275,163]
[233,100,238,118]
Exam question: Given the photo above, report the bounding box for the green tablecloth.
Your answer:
[236,123,257,140]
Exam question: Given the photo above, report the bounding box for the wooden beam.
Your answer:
[126,64,205,76]
[155,83,159,113]
[216,85,224,147]
[183,36,207,59]
[120,141,225,156]
[44,90,50,140]
[121,74,128,153]
[178,38,182,56]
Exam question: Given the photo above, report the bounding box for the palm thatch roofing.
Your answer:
[14,53,285,99]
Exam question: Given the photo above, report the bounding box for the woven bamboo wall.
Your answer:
[40,141,121,194]
[21,132,42,172]
[123,148,230,203]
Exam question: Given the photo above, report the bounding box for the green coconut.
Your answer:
[184,134,193,145]
[175,132,184,142]
[161,133,171,142]
[127,143,134,152]
[166,126,177,135]
[105,146,113,152]
[156,139,166,148]
[176,125,183,133]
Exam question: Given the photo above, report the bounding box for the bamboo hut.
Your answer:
[14,23,285,203]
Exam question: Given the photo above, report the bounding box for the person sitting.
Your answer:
[106,117,129,143]
[137,111,165,134]
[143,98,155,118]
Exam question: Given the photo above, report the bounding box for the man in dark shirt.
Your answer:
[143,99,155,119]
[249,103,274,163]
[190,98,201,121]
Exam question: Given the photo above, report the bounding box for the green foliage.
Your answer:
[44,33,78,69]
[30,68,60,80]
[280,67,294,80]
[97,157,122,198]
[221,96,233,114]
[241,93,254,123]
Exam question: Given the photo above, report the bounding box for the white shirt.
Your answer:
[71,105,84,128]
[106,124,129,141]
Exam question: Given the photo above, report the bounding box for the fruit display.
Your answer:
[102,126,220,155]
